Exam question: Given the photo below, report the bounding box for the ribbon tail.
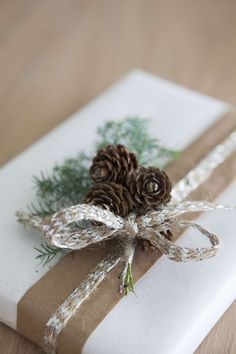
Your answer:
[146,220,220,262]
[139,201,236,229]
[44,204,124,232]
[16,211,44,231]
[43,248,123,354]
[171,130,236,203]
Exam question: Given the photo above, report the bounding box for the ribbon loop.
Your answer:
[42,204,124,242]
[146,220,220,262]
[48,226,119,250]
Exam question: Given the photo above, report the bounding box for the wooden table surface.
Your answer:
[0,0,236,353]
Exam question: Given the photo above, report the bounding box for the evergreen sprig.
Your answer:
[34,243,69,266]
[31,153,92,217]
[96,117,179,167]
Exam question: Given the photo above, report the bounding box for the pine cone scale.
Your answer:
[126,166,172,212]
[90,144,138,185]
[84,182,133,217]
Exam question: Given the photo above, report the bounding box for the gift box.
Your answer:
[0,70,236,354]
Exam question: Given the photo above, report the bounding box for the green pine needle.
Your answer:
[34,243,67,266]
[31,153,92,218]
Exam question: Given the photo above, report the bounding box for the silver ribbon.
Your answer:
[172,131,236,202]
[17,130,236,354]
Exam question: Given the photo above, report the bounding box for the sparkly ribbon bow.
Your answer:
[17,200,235,354]
[18,200,232,280]
[17,130,236,354]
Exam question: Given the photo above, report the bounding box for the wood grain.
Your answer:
[0,0,235,353]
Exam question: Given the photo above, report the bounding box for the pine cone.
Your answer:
[90,144,138,184]
[84,182,133,217]
[127,167,172,212]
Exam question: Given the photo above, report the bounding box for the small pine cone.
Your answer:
[84,182,133,217]
[90,144,138,184]
[127,167,172,212]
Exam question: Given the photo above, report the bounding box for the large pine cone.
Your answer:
[84,182,133,217]
[90,144,138,184]
[127,167,172,212]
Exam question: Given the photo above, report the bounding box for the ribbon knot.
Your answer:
[124,214,139,239]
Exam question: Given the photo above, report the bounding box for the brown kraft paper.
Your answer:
[17,112,236,354]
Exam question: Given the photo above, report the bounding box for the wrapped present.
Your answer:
[0,70,236,354]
